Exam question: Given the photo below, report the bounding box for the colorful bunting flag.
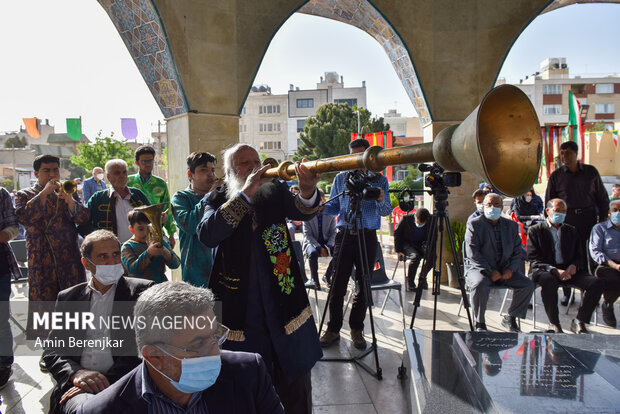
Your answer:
[66,118,82,141]
[22,117,39,138]
[121,118,138,140]
[612,130,618,147]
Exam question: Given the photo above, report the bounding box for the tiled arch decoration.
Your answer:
[299,0,432,124]
[97,0,189,118]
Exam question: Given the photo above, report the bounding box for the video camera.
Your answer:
[345,169,382,201]
[418,163,461,190]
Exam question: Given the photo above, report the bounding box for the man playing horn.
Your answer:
[197,143,322,414]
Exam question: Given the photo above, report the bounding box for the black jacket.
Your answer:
[43,276,153,414]
[526,221,584,276]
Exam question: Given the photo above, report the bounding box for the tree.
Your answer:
[4,135,27,148]
[70,131,134,176]
[2,178,14,191]
[293,103,390,162]
[587,120,606,132]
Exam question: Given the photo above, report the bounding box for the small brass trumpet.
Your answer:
[54,180,78,195]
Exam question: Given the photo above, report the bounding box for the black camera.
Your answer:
[345,169,382,201]
[418,163,461,189]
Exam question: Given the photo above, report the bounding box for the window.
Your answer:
[543,105,562,115]
[595,84,614,94]
[259,141,282,150]
[259,105,281,114]
[334,98,358,107]
[543,84,562,95]
[259,123,281,133]
[595,104,615,114]
[296,98,314,108]
[239,123,247,133]
[297,119,306,133]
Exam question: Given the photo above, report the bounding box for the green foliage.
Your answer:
[402,166,422,188]
[4,135,27,148]
[70,131,134,174]
[447,221,466,264]
[61,159,87,180]
[159,146,168,174]
[388,181,406,209]
[317,180,332,196]
[2,178,14,191]
[293,103,390,161]
[587,120,607,132]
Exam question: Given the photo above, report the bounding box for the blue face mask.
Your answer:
[484,206,501,221]
[147,346,222,394]
[550,212,566,225]
[612,211,620,226]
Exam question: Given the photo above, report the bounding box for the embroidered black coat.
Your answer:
[197,180,322,383]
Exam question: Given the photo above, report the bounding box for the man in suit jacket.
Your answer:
[77,281,284,414]
[43,230,153,414]
[394,208,432,290]
[302,190,337,289]
[82,167,106,203]
[527,198,603,334]
[465,193,535,332]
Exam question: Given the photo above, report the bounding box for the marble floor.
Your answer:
[1,241,617,413]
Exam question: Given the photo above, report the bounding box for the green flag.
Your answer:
[67,118,82,141]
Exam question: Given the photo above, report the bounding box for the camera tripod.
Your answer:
[409,183,474,331]
[317,188,383,380]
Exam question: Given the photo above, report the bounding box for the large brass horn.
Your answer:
[262,84,542,196]
[54,180,78,195]
[133,203,168,244]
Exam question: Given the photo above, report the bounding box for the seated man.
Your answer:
[394,208,432,290]
[77,281,284,413]
[589,199,620,328]
[527,199,603,333]
[43,230,153,414]
[302,190,337,289]
[467,189,485,223]
[464,193,535,332]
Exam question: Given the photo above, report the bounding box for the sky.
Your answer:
[0,1,618,142]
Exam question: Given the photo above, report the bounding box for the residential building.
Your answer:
[239,85,288,160]
[239,72,367,159]
[514,58,620,129]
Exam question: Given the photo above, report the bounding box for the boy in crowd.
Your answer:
[121,210,180,284]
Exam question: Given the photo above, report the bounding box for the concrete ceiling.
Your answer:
[100,0,619,123]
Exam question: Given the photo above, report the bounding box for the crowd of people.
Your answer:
[0,138,618,413]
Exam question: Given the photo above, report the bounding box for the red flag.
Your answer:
[22,118,39,138]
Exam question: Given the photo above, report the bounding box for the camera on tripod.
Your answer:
[418,163,462,190]
[345,169,382,201]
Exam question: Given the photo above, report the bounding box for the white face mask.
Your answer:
[96,173,105,181]
[87,258,124,285]
[525,196,532,203]
[476,203,484,212]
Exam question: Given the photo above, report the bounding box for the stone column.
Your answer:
[166,111,240,280]
[423,121,479,284]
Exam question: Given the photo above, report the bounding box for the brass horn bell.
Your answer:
[133,203,168,244]
[261,84,542,197]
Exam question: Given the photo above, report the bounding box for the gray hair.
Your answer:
[222,143,257,179]
[92,166,103,175]
[134,281,216,352]
[546,198,567,209]
[105,159,128,174]
[610,199,620,209]
[483,193,502,204]
[80,230,120,259]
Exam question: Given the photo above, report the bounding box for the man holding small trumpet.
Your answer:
[15,155,90,341]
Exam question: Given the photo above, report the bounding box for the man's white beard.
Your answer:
[225,173,246,200]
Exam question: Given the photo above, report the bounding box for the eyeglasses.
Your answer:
[156,324,229,356]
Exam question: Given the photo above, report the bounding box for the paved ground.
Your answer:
[1,236,617,413]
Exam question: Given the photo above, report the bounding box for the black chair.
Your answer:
[8,239,28,333]
[344,245,406,330]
